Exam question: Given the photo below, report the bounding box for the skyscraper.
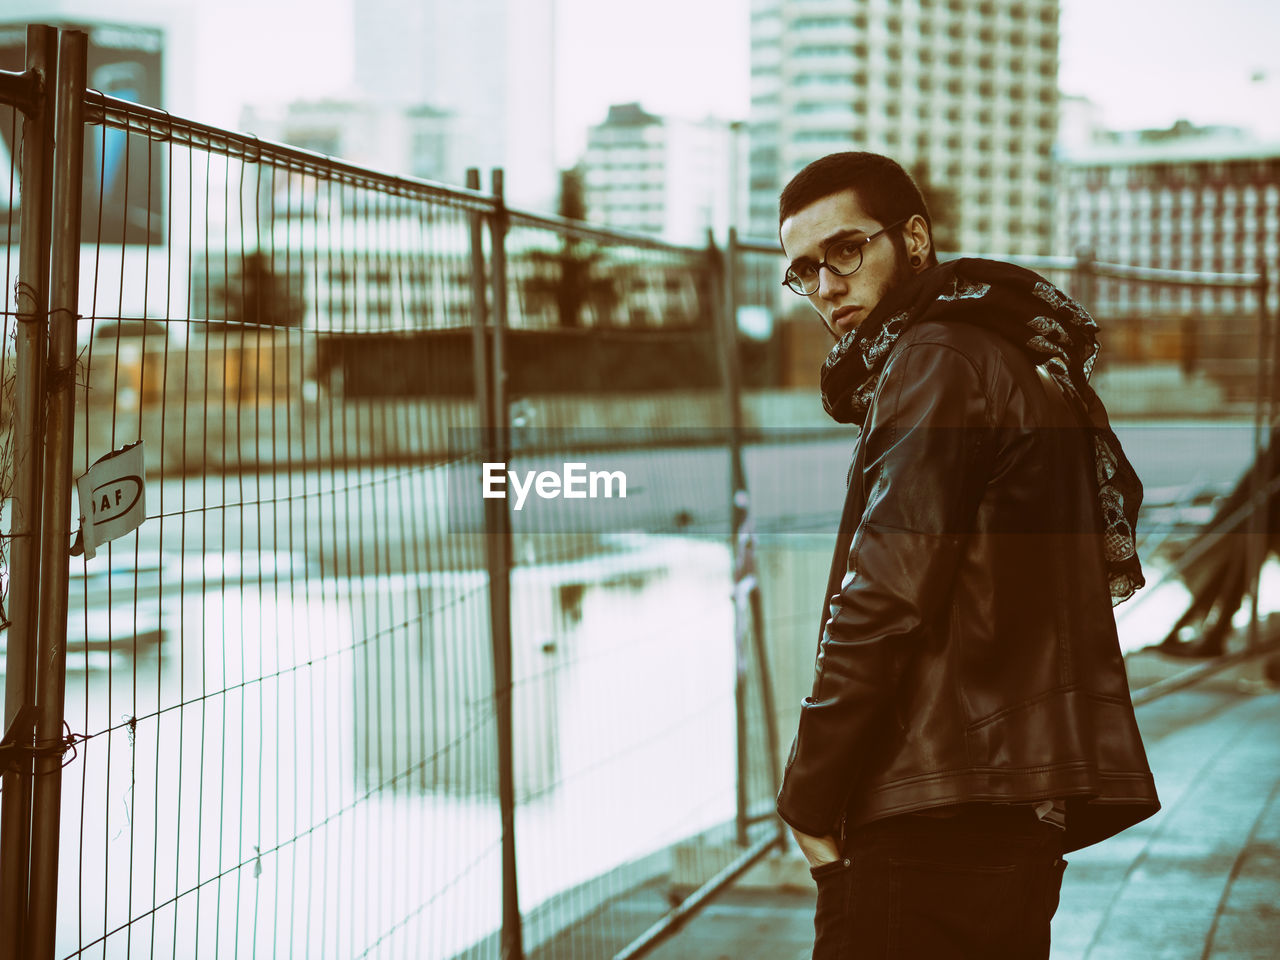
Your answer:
[353,0,556,208]
[1059,121,1280,320]
[580,103,739,245]
[749,0,1059,256]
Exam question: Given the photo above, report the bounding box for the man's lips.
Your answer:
[831,306,862,332]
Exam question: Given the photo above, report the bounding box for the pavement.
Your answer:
[531,650,1280,960]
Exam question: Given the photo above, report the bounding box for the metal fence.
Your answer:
[2,23,1279,960]
[0,26,784,960]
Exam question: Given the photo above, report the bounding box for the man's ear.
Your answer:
[905,214,932,269]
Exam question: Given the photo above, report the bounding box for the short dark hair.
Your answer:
[779,152,936,264]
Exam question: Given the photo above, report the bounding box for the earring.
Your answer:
[910,255,921,267]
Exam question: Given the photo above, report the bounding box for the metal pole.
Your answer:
[1074,247,1097,350]
[717,229,751,846]
[748,587,785,842]
[728,121,744,239]
[1247,264,1269,650]
[1269,262,1280,648]
[1268,261,1278,433]
[612,831,783,960]
[25,28,86,960]
[466,168,492,442]
[0,26,57,960]
[485,168,522,960]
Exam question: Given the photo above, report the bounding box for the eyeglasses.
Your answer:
[782,219,908,296]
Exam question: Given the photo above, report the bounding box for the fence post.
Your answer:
[715,228,754,847]
[24,28,86,960]
[485,168,523,960]
[1073,247,1097,346]
[1270,262,1279,648]
[1247,262,1272,650]
[0,25,57,960]
[467,168,493,447]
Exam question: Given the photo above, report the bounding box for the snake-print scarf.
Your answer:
[819,257,1145,604]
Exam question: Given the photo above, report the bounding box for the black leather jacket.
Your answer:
[776,319,1160,854]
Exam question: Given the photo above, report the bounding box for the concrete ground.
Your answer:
[533,653,1280,960]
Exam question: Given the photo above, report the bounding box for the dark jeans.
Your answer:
[810,805,1068,959]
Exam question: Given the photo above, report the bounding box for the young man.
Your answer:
[775,153,1160,959]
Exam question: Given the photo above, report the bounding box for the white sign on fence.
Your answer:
[73,440,146,560]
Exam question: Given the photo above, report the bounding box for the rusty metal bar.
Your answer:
[466,167,492,450]
[24,27,86,960]
[612,831,784,960]
[0,67,43,118]
[0,25,57,960]
[485,168,523,960]
[84,89,495,212]
[719,228,751,848]
[1247,264,1270,650]
[1131,632,1280,708]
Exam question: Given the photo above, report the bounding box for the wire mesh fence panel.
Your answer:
[54,94,511,960]
[41,89,792,960]
[435,215,783,958]
[1086,271,1268,414]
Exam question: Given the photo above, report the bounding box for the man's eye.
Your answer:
[832,239,863,259]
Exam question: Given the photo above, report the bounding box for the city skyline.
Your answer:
[2,0,1277,194]
[39,0,1275,166]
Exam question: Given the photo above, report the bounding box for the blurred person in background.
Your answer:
[1158,423,1280,659]
[774,152,1160,959]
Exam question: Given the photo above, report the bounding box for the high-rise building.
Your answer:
[242,100,455,184]
[748,0,1059,256]
[1058,120,1280,320]
[353,0,556,209]
[580,103,742,245]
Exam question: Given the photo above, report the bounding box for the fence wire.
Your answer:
[18,85,785,960]
[57,100,499,959]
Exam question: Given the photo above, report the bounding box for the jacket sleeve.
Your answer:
[776,338,993,837]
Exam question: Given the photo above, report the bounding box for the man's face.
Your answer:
[780,188,913,337]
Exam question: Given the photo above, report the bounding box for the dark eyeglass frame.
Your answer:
[782,218,909,296]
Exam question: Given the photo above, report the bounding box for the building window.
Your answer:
[794,17,849,31]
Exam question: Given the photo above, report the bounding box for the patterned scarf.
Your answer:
[819,258,1145,604]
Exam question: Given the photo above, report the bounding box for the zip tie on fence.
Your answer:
[46,360,80,395]
[0,708,89,777]
[45,307,83,366]
[14,279,41,323]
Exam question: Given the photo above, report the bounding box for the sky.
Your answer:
[57,0,1280,166]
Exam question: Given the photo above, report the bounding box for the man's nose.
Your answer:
[816,264,848,300]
